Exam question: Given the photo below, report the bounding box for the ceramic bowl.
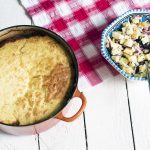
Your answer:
[101,9,150,80]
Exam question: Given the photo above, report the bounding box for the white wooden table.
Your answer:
[0,1,149,150]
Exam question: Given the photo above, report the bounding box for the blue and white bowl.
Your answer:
[101,9,150,80]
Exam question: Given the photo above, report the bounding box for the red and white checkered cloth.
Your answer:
[20,0,150,89]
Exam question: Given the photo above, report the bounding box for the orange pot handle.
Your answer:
[56,88,87,122]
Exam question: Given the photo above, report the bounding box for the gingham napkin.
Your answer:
[20,0,150,89]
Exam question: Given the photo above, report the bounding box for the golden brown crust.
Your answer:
[0,35,73,125]
[43,63,71,100]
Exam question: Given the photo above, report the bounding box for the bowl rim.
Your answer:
[0,25,79,127]
[100,9,150,80]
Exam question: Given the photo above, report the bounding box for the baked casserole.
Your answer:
[0,35,73,125]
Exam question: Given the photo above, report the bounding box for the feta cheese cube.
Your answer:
[132,17,141,24]
[139,64,146,73]
[137,54,145,62]
[119,38,125,44]
[141,34,149,44]
[146,54,150,61]
[123,22,130,27]
[111,42,121,49]
[123,48,134,55]
[122,27,126,34]
[122,66,134,75]
[126,27,133,35]
[119,57,128,67]
[131,29,141,39]
[128,55,138,65]
[111,55,121,63]
[111,48,123,55]
[124,39,134,47]
[112,31,124,40]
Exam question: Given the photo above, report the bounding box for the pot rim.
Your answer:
[0,25,79,127]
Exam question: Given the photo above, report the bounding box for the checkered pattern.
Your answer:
[20,0,150,89]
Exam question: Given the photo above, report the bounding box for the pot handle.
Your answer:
[55,88,87,122]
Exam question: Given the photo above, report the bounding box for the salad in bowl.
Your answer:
[101,10,150,80]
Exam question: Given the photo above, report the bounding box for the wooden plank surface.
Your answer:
[0,131,39,150]
[84,76,134,150]
[127,80,150,150]
[0,0,31,29]
[0,1,39,150]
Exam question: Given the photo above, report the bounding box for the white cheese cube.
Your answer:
[111,56,121,63]
[141,35,149,44]
[123,22,130,27]
[139,64,146,73]
[126,27,133,35]
[122,66,134,75]
[111,42,122,50]
[119,57,128,67]
[123,48,134,55]
[131,29,141,39]
[124,39,134,47]
[124,35,130,39]
[119,38,125,44]
[137,54,145,62]
[111,48,123,55]
[132,17,140,24]
[146,54,150,61]
[122,27,126,34]
[128,55,138,65]
[112,31,124,40]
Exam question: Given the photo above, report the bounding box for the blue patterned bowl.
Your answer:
[101,9,150,80]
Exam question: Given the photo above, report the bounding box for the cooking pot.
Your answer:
[0,25,87,135]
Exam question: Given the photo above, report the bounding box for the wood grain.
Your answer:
[127,80,150,150]
[0,131,39,150]
[0,1,39,150]
[0,0,30,30]
[84,76,134,150]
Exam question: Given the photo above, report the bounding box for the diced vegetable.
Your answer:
[123,48,134,55]
[111,49,122,55]
[122,66,134,75]
[139,64,146,73]
[128,55,138,65]
[146,54,150,60]
[119,57,128,67]
[131,29,141,39]
[112,56,121,63]
[123,39,134,47]
[112,31,124,40]
[141,34,149,44]
[132,16,140,24]
[137,54,145,62]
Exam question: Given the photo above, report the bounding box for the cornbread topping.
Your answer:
[0,35,73,125]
